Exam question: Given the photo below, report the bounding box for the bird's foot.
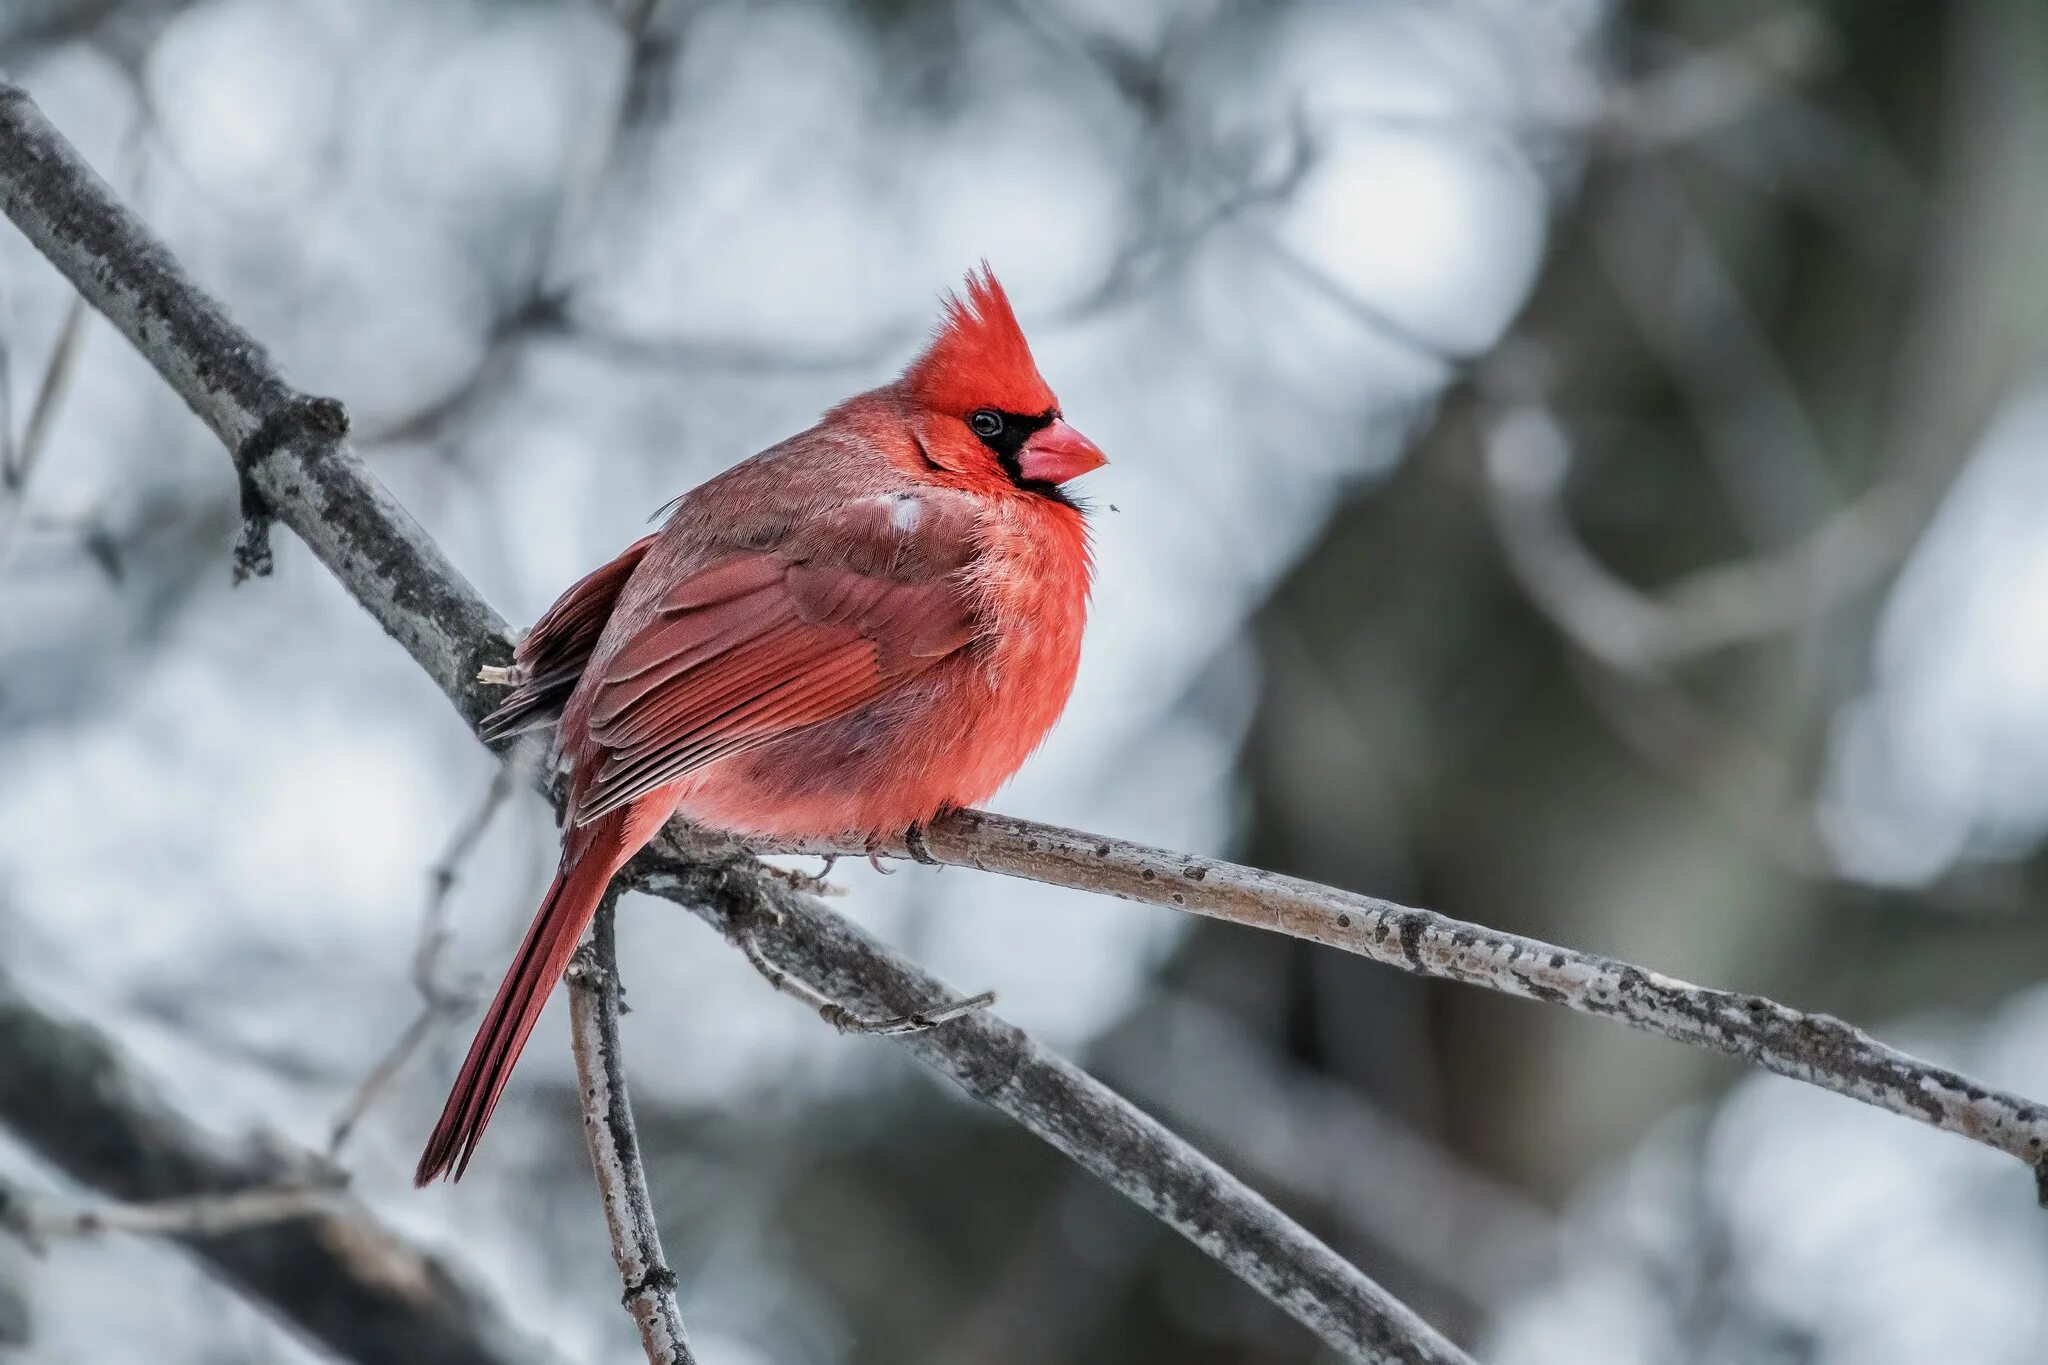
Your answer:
[762,856,842,897]
[860,825,939,873]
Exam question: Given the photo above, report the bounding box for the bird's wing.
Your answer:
[569,493,982,823]
[479,533,660,741]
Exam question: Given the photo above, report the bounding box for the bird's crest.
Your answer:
[903,265,1056,417]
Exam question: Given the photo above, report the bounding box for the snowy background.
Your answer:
[4,1,2046,1361]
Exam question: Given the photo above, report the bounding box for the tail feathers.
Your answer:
[414,850,616,1185]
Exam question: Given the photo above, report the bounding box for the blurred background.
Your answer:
[3,0,2047,1360]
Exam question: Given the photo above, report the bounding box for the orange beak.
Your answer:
[1018,419,1108,486]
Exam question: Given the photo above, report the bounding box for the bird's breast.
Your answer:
[669,500,1092,842]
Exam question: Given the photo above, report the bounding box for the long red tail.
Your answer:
[415,828,621,1185]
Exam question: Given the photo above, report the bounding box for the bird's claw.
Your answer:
[860,826,937,873]
[762,858,842,897]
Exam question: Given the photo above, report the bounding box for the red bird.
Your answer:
[416,269,1105,1183]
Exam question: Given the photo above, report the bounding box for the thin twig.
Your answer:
[416,758,524,996]
[0,968,546,1365]
[566,891,697,1365]
[0,1177,346,1251]
[732,918,995,1035]
[1477,393,1913,675]
[9,288,86,484]
[328,760,518,1155]
[0,80,1474,1365]
[0,288,87,571]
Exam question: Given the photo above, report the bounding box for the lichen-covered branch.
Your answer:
[0,81,1465,1365]
[566,894,697,1365]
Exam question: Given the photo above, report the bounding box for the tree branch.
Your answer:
[0,1176,345,1248]
[329,760,517,1156]
[633,847,1469,1363]
[8,59,2047,1360]
[788,810,2048,1199]
[566,892,696,1365]
[0,966,546,1365]
[13,45,2048,1354]
[0,81,1466,1365]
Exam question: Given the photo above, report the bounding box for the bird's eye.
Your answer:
[969,409,1004,439]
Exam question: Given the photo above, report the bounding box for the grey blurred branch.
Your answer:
[0,289,87,572]
[567,894,696,1365]
[0,82,1463,1365]
[1478,391,1915,676]
[0,1177,346,1248]
[329,761,516,1155]
[1101,994,1562,1305]
[0,967,545,1365]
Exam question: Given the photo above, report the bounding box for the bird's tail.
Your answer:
[414,823,623,1185]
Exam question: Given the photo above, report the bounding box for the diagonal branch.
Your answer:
[633,847,1462,1363]
[0,1176,346,1248]
[0,82,1466,1365]
[0,966,547,1365]
[781,811,2048,1198]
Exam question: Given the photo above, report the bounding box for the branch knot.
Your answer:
[232,394,351,583]
[621,1264,679,1306]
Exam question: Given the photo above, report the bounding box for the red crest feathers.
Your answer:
[902,265,1057,417]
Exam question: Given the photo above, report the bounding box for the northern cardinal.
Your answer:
[416,269,1105,1183]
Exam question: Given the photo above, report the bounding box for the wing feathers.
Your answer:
[567,532,979,825]
[592,585,792,718]
[479,534,656,741]
[578,642,881,820]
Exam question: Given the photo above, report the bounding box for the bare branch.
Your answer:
[0,82,1467,1365]
[329,758,519,1154]
[732,923,997,1035]
[0,289,88,571]
[566,893,697,1365]
[1101,994,1563,1305]
[18,60,2048,1358]
[0,1177,346,1249]
[0,965,545,1365]
[8,288,87,485]
[764,810,2048,1199]
[1477,393,1915,675]
[634,848,1466,1364]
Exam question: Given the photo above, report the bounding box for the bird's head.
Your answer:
[900,266,1107,500]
